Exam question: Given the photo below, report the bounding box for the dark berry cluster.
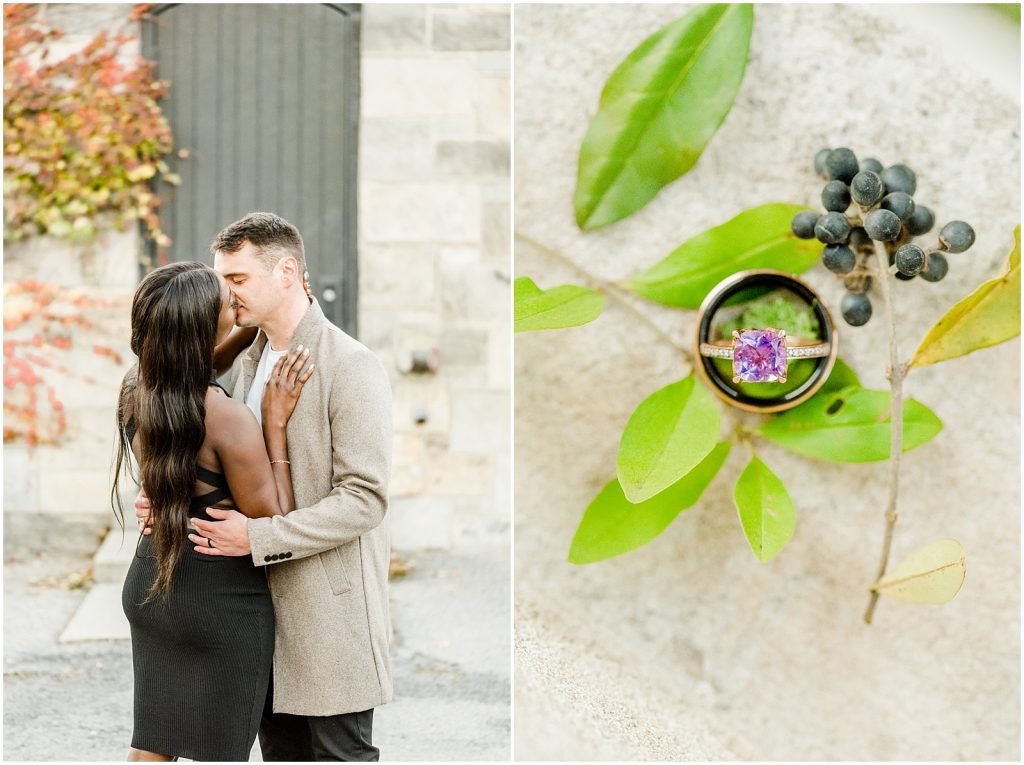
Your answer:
[791,147,976,327]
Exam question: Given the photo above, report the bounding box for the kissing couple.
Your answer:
[113,212,393,761]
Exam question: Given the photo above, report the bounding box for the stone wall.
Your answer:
[360,3,510,550]
[4,3,512,553]
[3,4,140,522]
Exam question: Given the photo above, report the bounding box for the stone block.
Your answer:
[362,59,474,119]
[93,527,137,583]
[3,225,139,290]
[440,260,510,322]
[39,469,113,515]
[362,4,427,52]
[391,374,450,438]
[474,73,511,140]
[450,389,509,454]
[439,325,489,366]
[359,118,434,181]
[3,445,39,514]
[488,325,511,391]
[41,5,134,36]
[361,182,482,244]
[359,243,438,308]
[388,496,455,551]
[482,201,511,264]
[435,140,511,177]
[391,432,426,497]
[358,304,395,345]
[422,446,492,495]
[431,9,511,51]
[58,583,130,642]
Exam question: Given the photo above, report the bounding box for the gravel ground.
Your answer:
[3,514,511,761]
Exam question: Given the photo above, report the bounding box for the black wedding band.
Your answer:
[694,269,838,413]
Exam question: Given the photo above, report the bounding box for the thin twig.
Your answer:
[862,224,909,625]
[514,230,689,355]
[515,229,748,437]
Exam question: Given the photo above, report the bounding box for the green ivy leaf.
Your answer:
[733,454,796,562]
[573,4,754,230]
[625,203,821,308]
[569,442,731,565]
[617,374,721,503]
[757,385,943,462]
[872,539,966,604]
[910,225,1021,368]
[514,276,605,333]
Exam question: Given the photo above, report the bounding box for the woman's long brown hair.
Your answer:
[111,262,222,603]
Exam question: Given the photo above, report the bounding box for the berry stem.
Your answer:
[863,232,906,625]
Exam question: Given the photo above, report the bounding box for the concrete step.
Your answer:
[59,526,135,643]
[93,527,138,583]
[59,583,130,642]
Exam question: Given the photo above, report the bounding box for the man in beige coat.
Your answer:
[152,212,393,761]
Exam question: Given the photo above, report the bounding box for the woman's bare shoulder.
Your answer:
[205,386,258,433]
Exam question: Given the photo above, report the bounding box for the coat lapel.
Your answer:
[235,299,326,401]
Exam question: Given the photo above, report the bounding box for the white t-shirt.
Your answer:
[245,343,289,428]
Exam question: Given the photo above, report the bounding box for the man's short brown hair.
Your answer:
[210,212,306,273]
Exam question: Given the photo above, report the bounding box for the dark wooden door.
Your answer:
[142,3,360,334]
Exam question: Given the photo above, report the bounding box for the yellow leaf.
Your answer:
[872,538,966,604]
[910,226,1021,367]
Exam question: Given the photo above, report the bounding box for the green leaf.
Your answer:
[625,203,822,308]
[573,4,754,229]
[757,385,943,462]
[514,276,605,333]
[569,442,731,565]
[617,375,721,503]
[733,454,796,562]
[910,225,1021,368]
[872,539,966,604]
[820,357,860,394]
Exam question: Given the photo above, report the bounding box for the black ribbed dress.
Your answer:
[121,416,274,761]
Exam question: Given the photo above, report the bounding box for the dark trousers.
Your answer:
[258,672,380,762]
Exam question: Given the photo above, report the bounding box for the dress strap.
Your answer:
[195,463,228,488]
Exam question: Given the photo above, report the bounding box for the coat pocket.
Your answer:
[318,547,352,595]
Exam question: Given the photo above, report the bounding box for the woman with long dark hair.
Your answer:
[112,261,313,762]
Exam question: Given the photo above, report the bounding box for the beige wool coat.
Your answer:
[227,298,393,716]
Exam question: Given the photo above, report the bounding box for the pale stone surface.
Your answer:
[514,3,1019,761]
[361,181,482,244]
[451,390,510,454]
[361,3,427,52]
[436,140,512,177]
[359,243,439,308]
[432,8,511,52]
[389,496,456,550]
[361,59,475,119]
[3,223,139,291]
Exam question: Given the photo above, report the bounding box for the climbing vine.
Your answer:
[3,3,177,246]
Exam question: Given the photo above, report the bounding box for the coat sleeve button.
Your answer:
[264,555,272,562]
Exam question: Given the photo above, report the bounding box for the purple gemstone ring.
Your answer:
[699,327,831,384]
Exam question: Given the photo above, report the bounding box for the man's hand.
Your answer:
[189,508,252,557]
[135,491,152,536]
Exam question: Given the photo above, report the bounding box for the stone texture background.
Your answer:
[4,3,512,554]
[360,3,511,551]
[514,4,1020,761]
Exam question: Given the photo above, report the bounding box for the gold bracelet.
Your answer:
[270,459,290,465]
